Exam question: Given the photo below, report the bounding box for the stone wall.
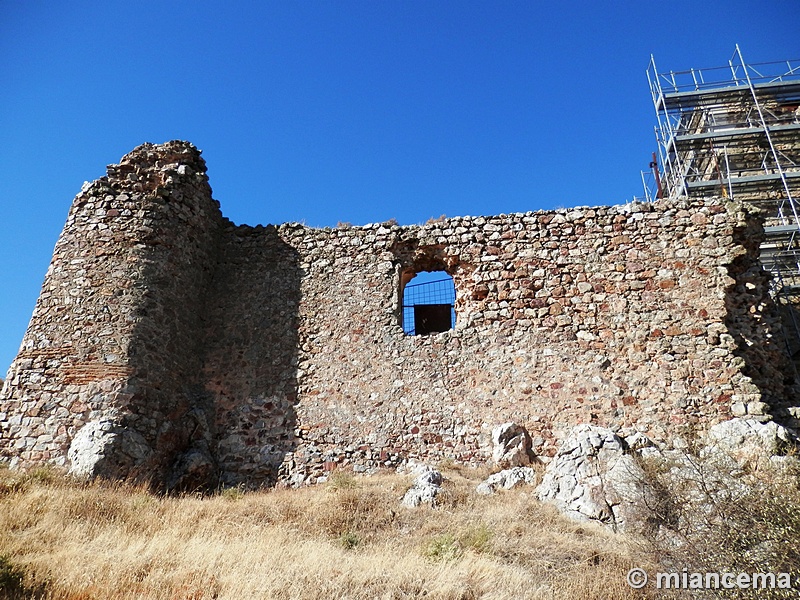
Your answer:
[201,223,302,485]
[0,141,794,488]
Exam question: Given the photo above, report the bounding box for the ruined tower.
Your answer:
[0,142,224,485]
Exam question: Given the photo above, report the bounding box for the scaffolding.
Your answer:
[646,46,800,354]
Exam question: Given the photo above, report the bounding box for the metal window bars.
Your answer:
[401,275,456,336]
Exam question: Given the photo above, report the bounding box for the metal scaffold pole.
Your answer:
[645,47,800,355]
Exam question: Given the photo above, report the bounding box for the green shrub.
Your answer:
[339,531,361,550]
[423,533,462,562]
[460,523,493,554]
[220,485,245,501]
[25,466,58,485]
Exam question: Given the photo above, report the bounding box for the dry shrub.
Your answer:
[635,449,800,599]
[312,485,393,538]
[0,554,26,598]
[652,484,800,599]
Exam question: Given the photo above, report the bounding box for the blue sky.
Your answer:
[1,1,798,374]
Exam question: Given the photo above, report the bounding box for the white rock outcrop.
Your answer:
[476,466,537,495]
[536,425,653,532]
[491,422,535,468]
[704,418,794,468]
[68,419,118,478]
[67,418,152,478]
[401,466,443,508]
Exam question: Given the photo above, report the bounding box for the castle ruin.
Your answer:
[1,139,796,488]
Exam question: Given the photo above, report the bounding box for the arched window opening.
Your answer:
[401,270,456,335]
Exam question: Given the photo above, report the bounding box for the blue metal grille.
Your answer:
[402,274,456,335]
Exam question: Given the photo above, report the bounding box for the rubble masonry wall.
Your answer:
[0,141,791,487]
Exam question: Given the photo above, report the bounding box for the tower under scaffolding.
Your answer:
[646,46,800,355]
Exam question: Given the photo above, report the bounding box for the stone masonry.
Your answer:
[0,141,795,488]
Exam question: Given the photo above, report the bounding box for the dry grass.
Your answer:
[0,464,651,600]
